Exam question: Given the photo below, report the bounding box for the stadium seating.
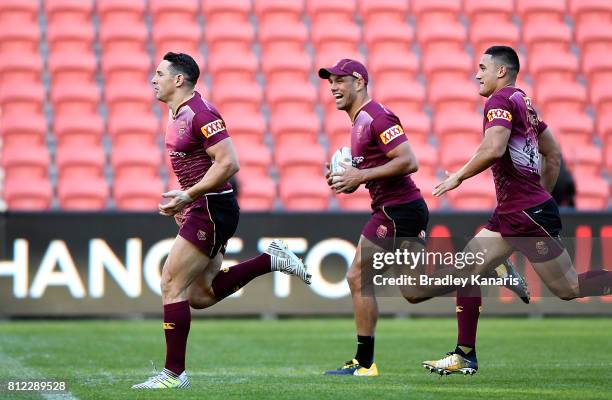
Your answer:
[335,186,371,211]
[569,0,612,26]
[369,51,419,84]
[464,0,514,25]
[0,83,44,115]
[208,50,258,85]
[237,174,276,210]
[205,21,254,54]
[48,52,97,86]
[545,111,594,148]
[0,52,43,86]
[564,143,603,177]
[105,82,151,115]
[99,24,148,54]
[56,144,105,179]
[0,115,46,148]
[470,21,520,58]
[516,0,566,24]
[374,80,426,113]
[258,22,308,55]
[575,177,610,210]
[422,50,472,83]
[51,83,100,116]
[4,177,53,210]
[395,111,432,145]
[269,112,320,146]
[0,22,40,54]
[57,176,109,210]
[101,51,151,85]
[46,23,95,53]
[446,174,496,210]
[275,142,326,179]
[223,111,266,144]
[204,0,251,23]
[149,0,199,25]
[360,0,409,25]
[428,80,480,114]
[53,113,104,147]
[0,0,38,24]
[528,51,579,85]
[113,175,164,210]
[364,23,414,54]
[412,0,462,25]
[307,0,355,25]
[212,82,263,115]
[97,0,146,25]
[522,21,572,55]
[261,50,311,84]
[111,144,161,179]
[266,82,317,114]
[2,144,50,180]
[280,177,329,210]
[537,81,588,116]
[416,22,466,55]
[45,0,93,25]
[411,173,441,210]
[152,23,202,63]
[234,142,272,177]
[107,112,158,146]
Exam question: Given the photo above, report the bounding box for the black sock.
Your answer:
[455,345,476,359]
[355,336,374,368]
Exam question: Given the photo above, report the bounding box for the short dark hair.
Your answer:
[484,46,520,78]
[163,52,200,87]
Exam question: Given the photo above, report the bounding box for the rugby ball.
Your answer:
[330,147,352,183]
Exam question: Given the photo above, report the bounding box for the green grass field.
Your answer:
[0,318,611,400]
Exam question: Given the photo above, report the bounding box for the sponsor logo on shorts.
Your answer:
[486,108,513,122]
[163,323,175,330]
[536,240,549,256]
[379,125,404,145]
[201,119,226,138]
[197,230,207,241]
[376,224,388,238]
[353,156,364,165]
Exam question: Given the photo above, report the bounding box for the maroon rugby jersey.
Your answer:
[351,100,422,210]
[483,86,551,213]
[165,91,232,194]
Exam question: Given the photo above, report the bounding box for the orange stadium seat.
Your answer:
[105,82,151,115]
[2,145,50,180]
[582,52,612,87]
[375,80,426,113]
[369,50,419,84]
[208,50,258,85]
[434,111,482,149]
[149,0,199,25]
[364,22,414,54]
[575,177,609,210]
[536,81,588,115]
[108,112,158,146]
[545,111,594,148]
[416,22,466,55]
[237,174,276,211]
[528,51,579,85]
[4,177,52,210]
[0,83,44,115]
[447,173,496,210]
[412,141,438,177]
[0,22,39,54]
[575,23,612,58]
[266,81,317,114]
[606,140,612,171]
[335,186,372,211]
[99,24,148,54]
[428,80,480,114]
[276,142,326,179]
[53,113,104,147]
[280,177,329,211]
[324,111,351,146]
[311,22,361,55]
[360,0,409,25]
[223,111,266,144]
[205,21,254,54]
[111,144,161,179]
[470,21,520,57]
[166,169,180,191]
[411,0,462,25]
[51,83,99,116]
[254,0,302,24]
[45,0,93,25]
[258,21,308,54]
[203,0,251,23]
[422,50,472,83]
[564,143,603,177]
[0,0,38,24]
[0,114,46,147]
[589,84,612,117]
[212,81,262,115]
[56,144,105,179]
[307,0,355,25]
[597,114,612,147]
[464,0,514,25]
[101,51,151,85]
[152,23,202,61]
[114,175,164,211]
[395,110,432,145]
[57,176,109,210]
[48,52,97,86]
[0,52,42,86]
[261,50,311,84]
[522,21,572,55]
[46,23,95,53]
[410,173,441,210]
[439,140,479,173]
[516,0,566,25]
[569,0,612,26]
[269,112,319,146]
[234,142,272,177]
[97,0,146,25]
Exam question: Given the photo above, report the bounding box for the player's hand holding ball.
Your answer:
[329,147,361,194]
[158,190,194,216]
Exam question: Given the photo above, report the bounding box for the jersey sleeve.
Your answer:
[371,113,407,154]
[192,110,230,149]
[484,94,513,131]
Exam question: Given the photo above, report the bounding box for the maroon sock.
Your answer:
[456,285,482,351]
[578,270,612,297]
[211,253,272,300]
[163,300,191,375]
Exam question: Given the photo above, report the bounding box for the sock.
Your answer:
[355,335,375,368]
[578,270,612,297]
[163,300,191,375]
[456,285,481,354]
[211,254,272,300]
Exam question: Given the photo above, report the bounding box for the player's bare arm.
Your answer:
[159,138,239,216]
[331,141,418,194]
[537,128,561,192]
[433,125,510,197]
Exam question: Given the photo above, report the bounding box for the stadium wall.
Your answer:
[1,212,611,317]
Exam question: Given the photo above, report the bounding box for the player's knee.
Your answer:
[346,266,362,290]
[551,286,579,301]
[188,289,216,309]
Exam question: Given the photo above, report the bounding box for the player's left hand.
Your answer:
[433,171,462,197]
[158,190,194,216]
[331,162,363,194]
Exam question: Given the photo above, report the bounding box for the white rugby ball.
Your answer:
[330,146,352,183]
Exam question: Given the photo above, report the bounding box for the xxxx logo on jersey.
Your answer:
[379,124,404,145]
[487,108,512,122]
[201,119,226,138]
